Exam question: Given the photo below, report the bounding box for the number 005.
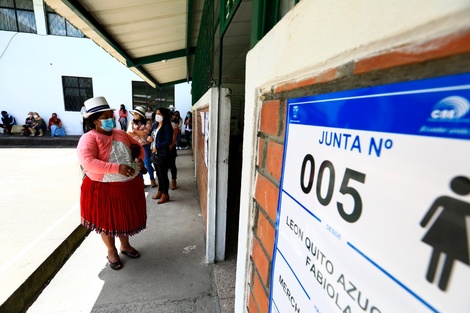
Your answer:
[300,154,366,223]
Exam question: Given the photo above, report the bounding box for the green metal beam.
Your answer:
[250,0,263,48]
[186,0,193,82]
[221,0,242,37]
[129,47,197,67]
[61,0,159,88]
[250,0,282,48]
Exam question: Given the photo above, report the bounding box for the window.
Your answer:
[132,81,174,110]
[46,5,84,38]
[0,0,36,33]
[62,76,93,111]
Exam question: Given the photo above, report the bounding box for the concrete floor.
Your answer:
[0,140,236,313]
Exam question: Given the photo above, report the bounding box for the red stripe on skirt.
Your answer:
[80,175,147,237]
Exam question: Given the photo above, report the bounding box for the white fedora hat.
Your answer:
[83,96,115,118]
[129,106,147,118]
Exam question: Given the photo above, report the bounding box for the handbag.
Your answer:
[152,151,167,164]
[151,152,158,163]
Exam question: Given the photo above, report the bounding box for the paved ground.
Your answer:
[0,140,236,313]
[0,148,83,311]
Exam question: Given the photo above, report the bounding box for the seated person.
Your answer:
[29,112,46,137]
[21,112,34,136]
[1,111,16,135]
[48,113,66,137]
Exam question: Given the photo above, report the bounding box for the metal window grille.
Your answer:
[66,19,84,38]
[191,0,299,104]
[47,12,66,36]
[192,0,215,105]
[62,76,93,111]
[0,0,36,33]
[46,4,84,38]
[0,8,16,31]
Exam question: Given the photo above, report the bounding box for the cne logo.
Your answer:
[292,105,299,119]
[430,96,470,120]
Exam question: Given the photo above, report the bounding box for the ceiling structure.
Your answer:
[44,0,252,89]
[44,0,204,88]
[216,1,251,84]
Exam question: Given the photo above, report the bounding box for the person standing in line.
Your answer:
[128,106,156,188]
[118,104,128,131]
[0,111,16,135]
[184,111,192,149]
[145,106,155,121]
[149,107,173,204]
[48,113,66,136]
[173,111,183,150]
[77,96,146,270]
[169,112,180,190]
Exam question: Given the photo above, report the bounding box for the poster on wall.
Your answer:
[203,112,210,167]
[269,73,470,313]
[201,112,206,135]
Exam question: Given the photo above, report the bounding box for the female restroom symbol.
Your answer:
[420,176,470,291]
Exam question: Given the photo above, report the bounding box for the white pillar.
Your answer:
[33,0,47,36]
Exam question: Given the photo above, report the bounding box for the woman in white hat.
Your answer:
[129,105,156,188]
[77,96,147,270]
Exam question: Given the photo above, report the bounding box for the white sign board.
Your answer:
[270,73,470,313]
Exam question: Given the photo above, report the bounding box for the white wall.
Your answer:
[235,0,470,311]
[0,31,142,135]
[175,82,192,114]
[193,87,231,263]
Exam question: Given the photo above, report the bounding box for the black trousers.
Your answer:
[154,159,170,194]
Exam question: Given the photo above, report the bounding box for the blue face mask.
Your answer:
[100,118,115,132]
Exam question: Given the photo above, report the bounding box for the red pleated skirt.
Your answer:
[80,175,147,237]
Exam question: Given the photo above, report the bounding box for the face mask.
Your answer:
[100,118,115,131]
[186,114,190,117]
[155,115,163,123]
[28,115,32,118]
[33,115,38,118]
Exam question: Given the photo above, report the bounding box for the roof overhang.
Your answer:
[45,0,204,88]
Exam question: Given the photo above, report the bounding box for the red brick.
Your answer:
[355,30,470,74]
[273,83,286,94]
[317,68,337,83]
[252,238,271,287]
[273,81,292,93]
[257,211,275,259]
[254,174,279,221]
[248,290,259,313]
[259,100,281,135]
[273,70,338,94]
[253,273,269,313]
[266,141,284,181]
[294,76,317,89]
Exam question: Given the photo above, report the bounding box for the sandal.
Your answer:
[121,249,141,258]
[107,256,123,270]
